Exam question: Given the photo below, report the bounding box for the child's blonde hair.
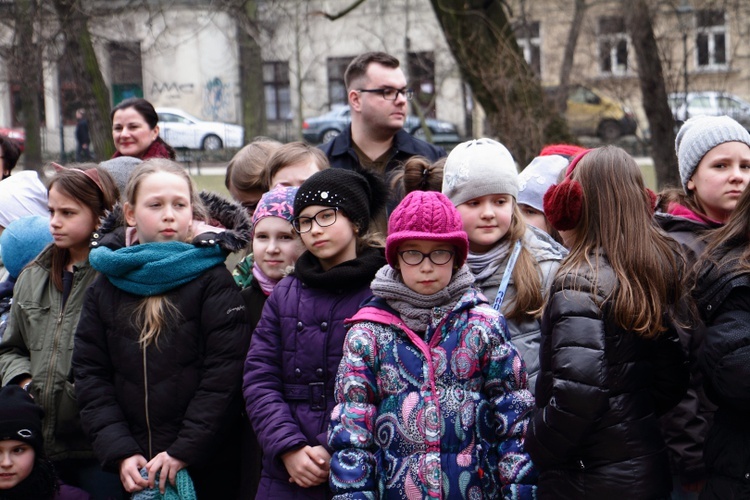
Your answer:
[125,159,205,348]
[263,141,329,188]
[225,139,282,192]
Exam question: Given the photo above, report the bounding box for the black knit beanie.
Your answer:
[0,385,45,453]
[293,169,386,233]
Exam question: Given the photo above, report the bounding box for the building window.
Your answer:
[108,42,144,105]
[407,51,436,118]
[696,9,726,69]
[514,21,541,76]
[263,61,291,121]
[598,16,629,75]
[327,57,353,109]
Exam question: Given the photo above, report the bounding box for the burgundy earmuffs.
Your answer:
[543,149,657,232]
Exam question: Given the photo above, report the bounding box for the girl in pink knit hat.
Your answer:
[328,190,537,499]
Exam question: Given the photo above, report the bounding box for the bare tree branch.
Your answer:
[311,0,367,21]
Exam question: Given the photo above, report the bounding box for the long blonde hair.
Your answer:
[504,203,545,321]
[125,159,205,348]
[560,146,684,338]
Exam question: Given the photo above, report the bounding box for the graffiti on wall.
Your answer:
[151,82,195,99]
[202,77,232,122]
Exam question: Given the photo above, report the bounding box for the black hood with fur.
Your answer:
[92,190,252,254]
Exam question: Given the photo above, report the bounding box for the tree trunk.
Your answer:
[625,0,680,189]
[555,0,587,113]
[14,0,43,172]
[429,0,574,166]
[52,0,115,160]
[237,0,266,141]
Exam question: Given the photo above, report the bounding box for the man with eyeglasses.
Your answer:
[320,51,446,212]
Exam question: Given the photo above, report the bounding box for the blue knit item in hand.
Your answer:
[131,467,197,500]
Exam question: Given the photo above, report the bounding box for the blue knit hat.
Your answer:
[0,215,53,278]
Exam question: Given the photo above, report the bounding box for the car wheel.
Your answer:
[202,134,223,150]
[598,120,621,142]
[321,129,340,144]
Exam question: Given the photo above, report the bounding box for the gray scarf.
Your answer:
[466,239,511,282]
[370,264,475,333]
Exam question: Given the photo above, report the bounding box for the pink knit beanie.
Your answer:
[386,191,469,268]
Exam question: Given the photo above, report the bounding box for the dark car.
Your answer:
[0,127,25,152]
[302,105,461,144]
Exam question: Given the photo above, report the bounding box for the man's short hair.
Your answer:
[344,52,400,90]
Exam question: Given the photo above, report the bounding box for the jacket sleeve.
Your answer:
[699,286,750,411]
[482,316,538,499]
[525,285,610,469]
[166,268,249,465]
[645,322,689,416]
[0,272,34,386]
[328,322,380,499]
[243,284,308,463]
[72,281,143,470]
[0,301,31,386]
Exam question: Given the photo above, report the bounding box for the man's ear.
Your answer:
[349,88,362,112]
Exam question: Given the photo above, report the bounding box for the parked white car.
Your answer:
[668,91,750,129]
[156,107,244,150]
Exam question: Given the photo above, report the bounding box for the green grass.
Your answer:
[193,174,229,197]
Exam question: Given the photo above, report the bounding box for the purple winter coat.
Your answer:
[243,248,385,499]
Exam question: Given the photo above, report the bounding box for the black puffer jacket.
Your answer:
[694,247,750,499]
[655,212,718,486]
[526,254,689,499]
[72,192,251,492]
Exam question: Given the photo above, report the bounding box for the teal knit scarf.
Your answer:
[89,241,225,296]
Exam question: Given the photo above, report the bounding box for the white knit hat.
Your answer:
[0,170,49,228]
[518,155,569,213]
[676,115,750,192]
[441,138,518,206]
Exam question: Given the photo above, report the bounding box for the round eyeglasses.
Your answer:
[357,87,414,101]
[292,207,339,234]
[398,249,455,266]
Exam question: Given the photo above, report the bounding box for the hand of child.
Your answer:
[307,445,331,472]
[281,445,330,488]
[146,451,188,494]
[119,454,149,493]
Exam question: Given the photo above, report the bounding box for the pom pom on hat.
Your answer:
[386,191,468,268]
[442,138,518,206]
[676,115,750,192]
[251,185,299,235]
[0,385,45,454]
[294,169,386,233]
[0,215,53,278]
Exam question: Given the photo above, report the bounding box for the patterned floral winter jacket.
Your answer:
[328,287,537,499]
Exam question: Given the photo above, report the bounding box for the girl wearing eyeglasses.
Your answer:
[243,168,387,499]
[328,190,537,499]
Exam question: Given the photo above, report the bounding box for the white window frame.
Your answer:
[515,21,541,75]
[598,17,630,76]
[695,9,728,70]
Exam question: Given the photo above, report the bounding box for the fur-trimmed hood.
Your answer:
[92,190,252,254]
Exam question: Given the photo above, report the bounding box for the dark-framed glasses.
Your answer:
[292,207,339,234]
[358,87,414,101]
[398,249,455,266]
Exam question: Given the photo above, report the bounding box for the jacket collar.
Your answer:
[329,125,424,158]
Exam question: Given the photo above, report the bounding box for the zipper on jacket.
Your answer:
[142,347,153,459]
[40,293,70,447]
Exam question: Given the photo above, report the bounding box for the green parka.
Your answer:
[0,244,97,460]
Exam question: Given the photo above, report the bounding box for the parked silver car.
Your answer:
[156,107,244,150]
[668,91,750,129]
[302,105,461,144]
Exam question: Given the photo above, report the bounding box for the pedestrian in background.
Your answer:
[75,109,92,162]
